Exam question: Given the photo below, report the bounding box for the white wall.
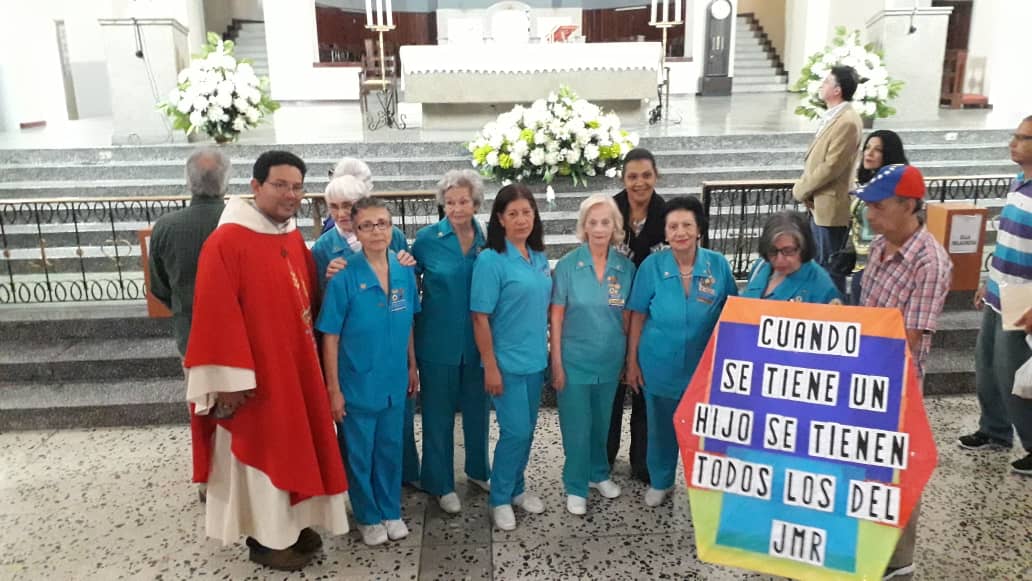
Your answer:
[964,0,1032,116]
[783,0,829,87]
[263,0,360,100]
[0,2,71,128]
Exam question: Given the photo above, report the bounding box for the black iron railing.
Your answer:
[701,175,1013,278]
[0,191,439,304]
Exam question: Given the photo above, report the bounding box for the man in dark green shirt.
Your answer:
[149,148,230,503]
[149,148,230,356]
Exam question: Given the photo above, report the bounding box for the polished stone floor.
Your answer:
[0,395,1029,580]
[0,93,1017,150]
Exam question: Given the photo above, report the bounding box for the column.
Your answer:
[865,5,952,121]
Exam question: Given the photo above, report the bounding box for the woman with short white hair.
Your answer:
[321,157,374,234]
[313,175,410,286]
[549,193,636,515]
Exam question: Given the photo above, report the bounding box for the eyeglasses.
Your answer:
[356,220,391,233]
[768,246,800,258]
[266,181,305,195]
[1012,134,1032,142]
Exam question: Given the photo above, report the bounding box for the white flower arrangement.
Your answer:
[467,86,639,186]
[159,33,278,143]
[791,27,904,121]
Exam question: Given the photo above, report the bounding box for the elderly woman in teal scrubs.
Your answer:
[550,194,635,516]
[312,175,411,287]
[742,210,842,304]
[311,175,421,488]
[411,169,491,514]
[471,184,551,531]
[626,196,737,508]
[317,196,420,546]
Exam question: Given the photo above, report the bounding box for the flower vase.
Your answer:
[862,116,875,130]
[213,135,232,145]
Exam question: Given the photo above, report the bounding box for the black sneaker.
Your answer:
[957,432,1010,451]
[1011,452,1032,476]
[883,564,915,580]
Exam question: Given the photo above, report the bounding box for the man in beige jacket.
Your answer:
[792,65,863,295]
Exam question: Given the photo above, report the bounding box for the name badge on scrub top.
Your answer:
[389,288,407,312]
[696,274,716,305]
[607,275,625,308]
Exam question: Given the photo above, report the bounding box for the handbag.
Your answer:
[1013,336,1032,400]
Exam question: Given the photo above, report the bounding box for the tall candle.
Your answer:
[674,0,681,23]
[650,0,657,24]
[661,0,668,23]
[365,0,373,27]
[375,0,383,26]
[386,0,394,27]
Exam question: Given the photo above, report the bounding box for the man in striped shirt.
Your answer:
[855,163,952,581]
[958,115,1032,477]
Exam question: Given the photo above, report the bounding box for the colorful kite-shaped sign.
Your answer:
[674,297,937,580]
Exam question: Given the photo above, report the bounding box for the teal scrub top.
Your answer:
[469,240,552,375]
[551,244,636,385]
[411,218,486,367]
[741,259,842,304]
[311,225,409,289]
[315,250,420,413]
[627,247,737,400]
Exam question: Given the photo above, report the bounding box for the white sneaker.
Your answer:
[469,477,491,492]
[566,495,587,515]
[513,491,545,514]
[589,479,621,499]
[438,492,462,514]
[359,523,388,546]
[384,519,409,541]
[644,487,671,507]
[492,504,516,531]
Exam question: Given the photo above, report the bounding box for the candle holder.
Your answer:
[647,18,683,125]
[363,23,406,131]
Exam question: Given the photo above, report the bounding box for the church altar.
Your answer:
[400,42,662,129]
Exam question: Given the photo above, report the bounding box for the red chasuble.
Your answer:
[185,221,347,504]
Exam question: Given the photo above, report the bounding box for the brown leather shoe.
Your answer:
[292,527,323,554]
[246,538,313,571]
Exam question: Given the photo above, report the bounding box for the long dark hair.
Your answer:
[857,130,908,184]
[485,183,545,253]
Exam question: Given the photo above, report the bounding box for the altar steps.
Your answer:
[0,291,984,430]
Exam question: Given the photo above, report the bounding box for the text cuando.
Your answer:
[758,316,860,357]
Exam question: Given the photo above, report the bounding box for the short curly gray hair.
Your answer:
[435,169,485,208]
[185,147,231,197]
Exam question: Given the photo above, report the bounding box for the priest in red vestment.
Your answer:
[185,150,349,571]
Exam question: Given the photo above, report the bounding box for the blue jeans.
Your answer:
[810,217,850,296]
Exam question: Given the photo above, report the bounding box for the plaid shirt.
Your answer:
[860,228,953,376]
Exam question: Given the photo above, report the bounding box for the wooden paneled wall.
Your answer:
[315,6,437,63]
[581,7,684,57]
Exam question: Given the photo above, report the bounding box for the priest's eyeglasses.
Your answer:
[767,245,800,258]
[267,181,305,195]
[356,220,392,233]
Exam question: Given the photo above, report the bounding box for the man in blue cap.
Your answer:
[855,163,952,581]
